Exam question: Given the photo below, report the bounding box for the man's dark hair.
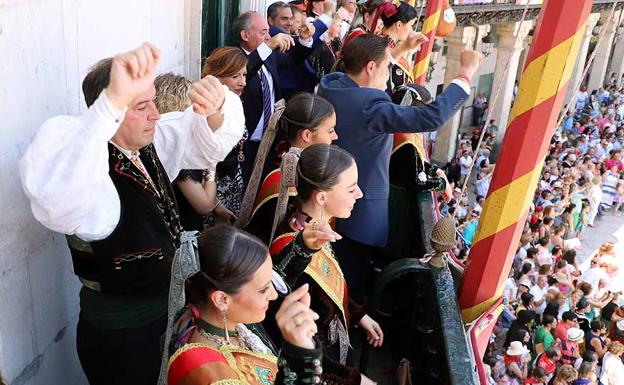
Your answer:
[267,1,289,19]
[337,34,390,75]
[232,11,255,42]
[526,247,538,259]
[542,314,556,327]
[82,58,113,107]
[521,292,534,307]
[590,320,606,332]
[582,350,598,362]
[562,310,577,322]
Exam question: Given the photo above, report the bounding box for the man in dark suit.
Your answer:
[233,11,317,183]
[268,1,336,100]
[318,33,483,300]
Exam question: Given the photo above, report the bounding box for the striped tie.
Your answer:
[258,69,273,135]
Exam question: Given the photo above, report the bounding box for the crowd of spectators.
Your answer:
[459,82,624,385]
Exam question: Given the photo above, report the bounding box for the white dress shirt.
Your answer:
[19,86,245,242]
[245,32,316,141]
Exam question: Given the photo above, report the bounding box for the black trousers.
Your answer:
[76,314,167,385]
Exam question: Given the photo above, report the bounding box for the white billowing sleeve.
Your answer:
[19,91,125,241]
[154,85,245,181]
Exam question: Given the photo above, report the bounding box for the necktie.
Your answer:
[129,152,159,195]
[258,68,273,136]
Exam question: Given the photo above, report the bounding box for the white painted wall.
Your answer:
[0,1,201,384]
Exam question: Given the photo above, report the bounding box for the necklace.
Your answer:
[196,318,239,338]
[196,319,250,349]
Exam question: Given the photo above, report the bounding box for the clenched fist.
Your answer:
[106,42,161,110]
[276,284,319,350]
[459,50,483,80]
[401,31,428,51]
[267,33,295,52]
[298,22,316,41]
[189,75,225,116]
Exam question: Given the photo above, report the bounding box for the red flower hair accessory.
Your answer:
[380,2,398,18]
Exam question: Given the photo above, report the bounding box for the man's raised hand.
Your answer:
[106,43,160,110]
[267,33,295,52]
[298,22,316,41]
[189,75,225,116]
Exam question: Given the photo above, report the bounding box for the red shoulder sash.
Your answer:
[168,344,227,385]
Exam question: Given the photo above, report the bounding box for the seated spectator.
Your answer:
[555,311,579,340]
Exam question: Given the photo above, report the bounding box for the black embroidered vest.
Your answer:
[67,143,182,294]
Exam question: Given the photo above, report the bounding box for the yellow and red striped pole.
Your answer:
[459,0,593,323]
[413,0,443,84]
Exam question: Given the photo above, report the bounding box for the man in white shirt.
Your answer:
[459,149,473,186]
[20,43,244,385]
[530,275,549,315]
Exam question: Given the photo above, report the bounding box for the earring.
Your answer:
[221,309,231,345]
[314,207,324,231]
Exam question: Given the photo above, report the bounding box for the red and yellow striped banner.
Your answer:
[458,0,593,323]
[413,0,443,84]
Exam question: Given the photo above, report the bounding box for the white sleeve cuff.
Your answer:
[257,42,273,61]
[451,79,471,95]
[318,13,332,27]
[299,36,313,48]
[100,90,128,122]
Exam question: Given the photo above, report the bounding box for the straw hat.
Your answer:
[566,327,584,342]
[506,341,529,356]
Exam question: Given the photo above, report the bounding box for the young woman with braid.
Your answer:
[268,144,383,385]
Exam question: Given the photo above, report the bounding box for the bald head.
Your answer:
[234,11,270,52]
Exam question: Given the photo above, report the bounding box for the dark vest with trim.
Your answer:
[67,143,181,294]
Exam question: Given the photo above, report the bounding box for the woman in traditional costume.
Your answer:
[164,225,336,385]
[241,93,337,243]
[268,144,383,385]
[343,0,385,49]
[376,1,419,91]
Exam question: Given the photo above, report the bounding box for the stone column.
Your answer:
[516,34,532,82]
[489,21,531,142]
[608,21,624,85]
[566,13,601,104]
[587,12,618,91]
[432,27,475,164]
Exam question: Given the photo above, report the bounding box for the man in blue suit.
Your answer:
[318,33,483,300]
[267,1,333,99]
[233,11,315,182]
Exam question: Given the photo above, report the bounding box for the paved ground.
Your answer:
[576,210,624,268]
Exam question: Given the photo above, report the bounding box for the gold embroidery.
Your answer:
[212,380,244,385]
[168,343,277,385]
[304,247,348,326]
